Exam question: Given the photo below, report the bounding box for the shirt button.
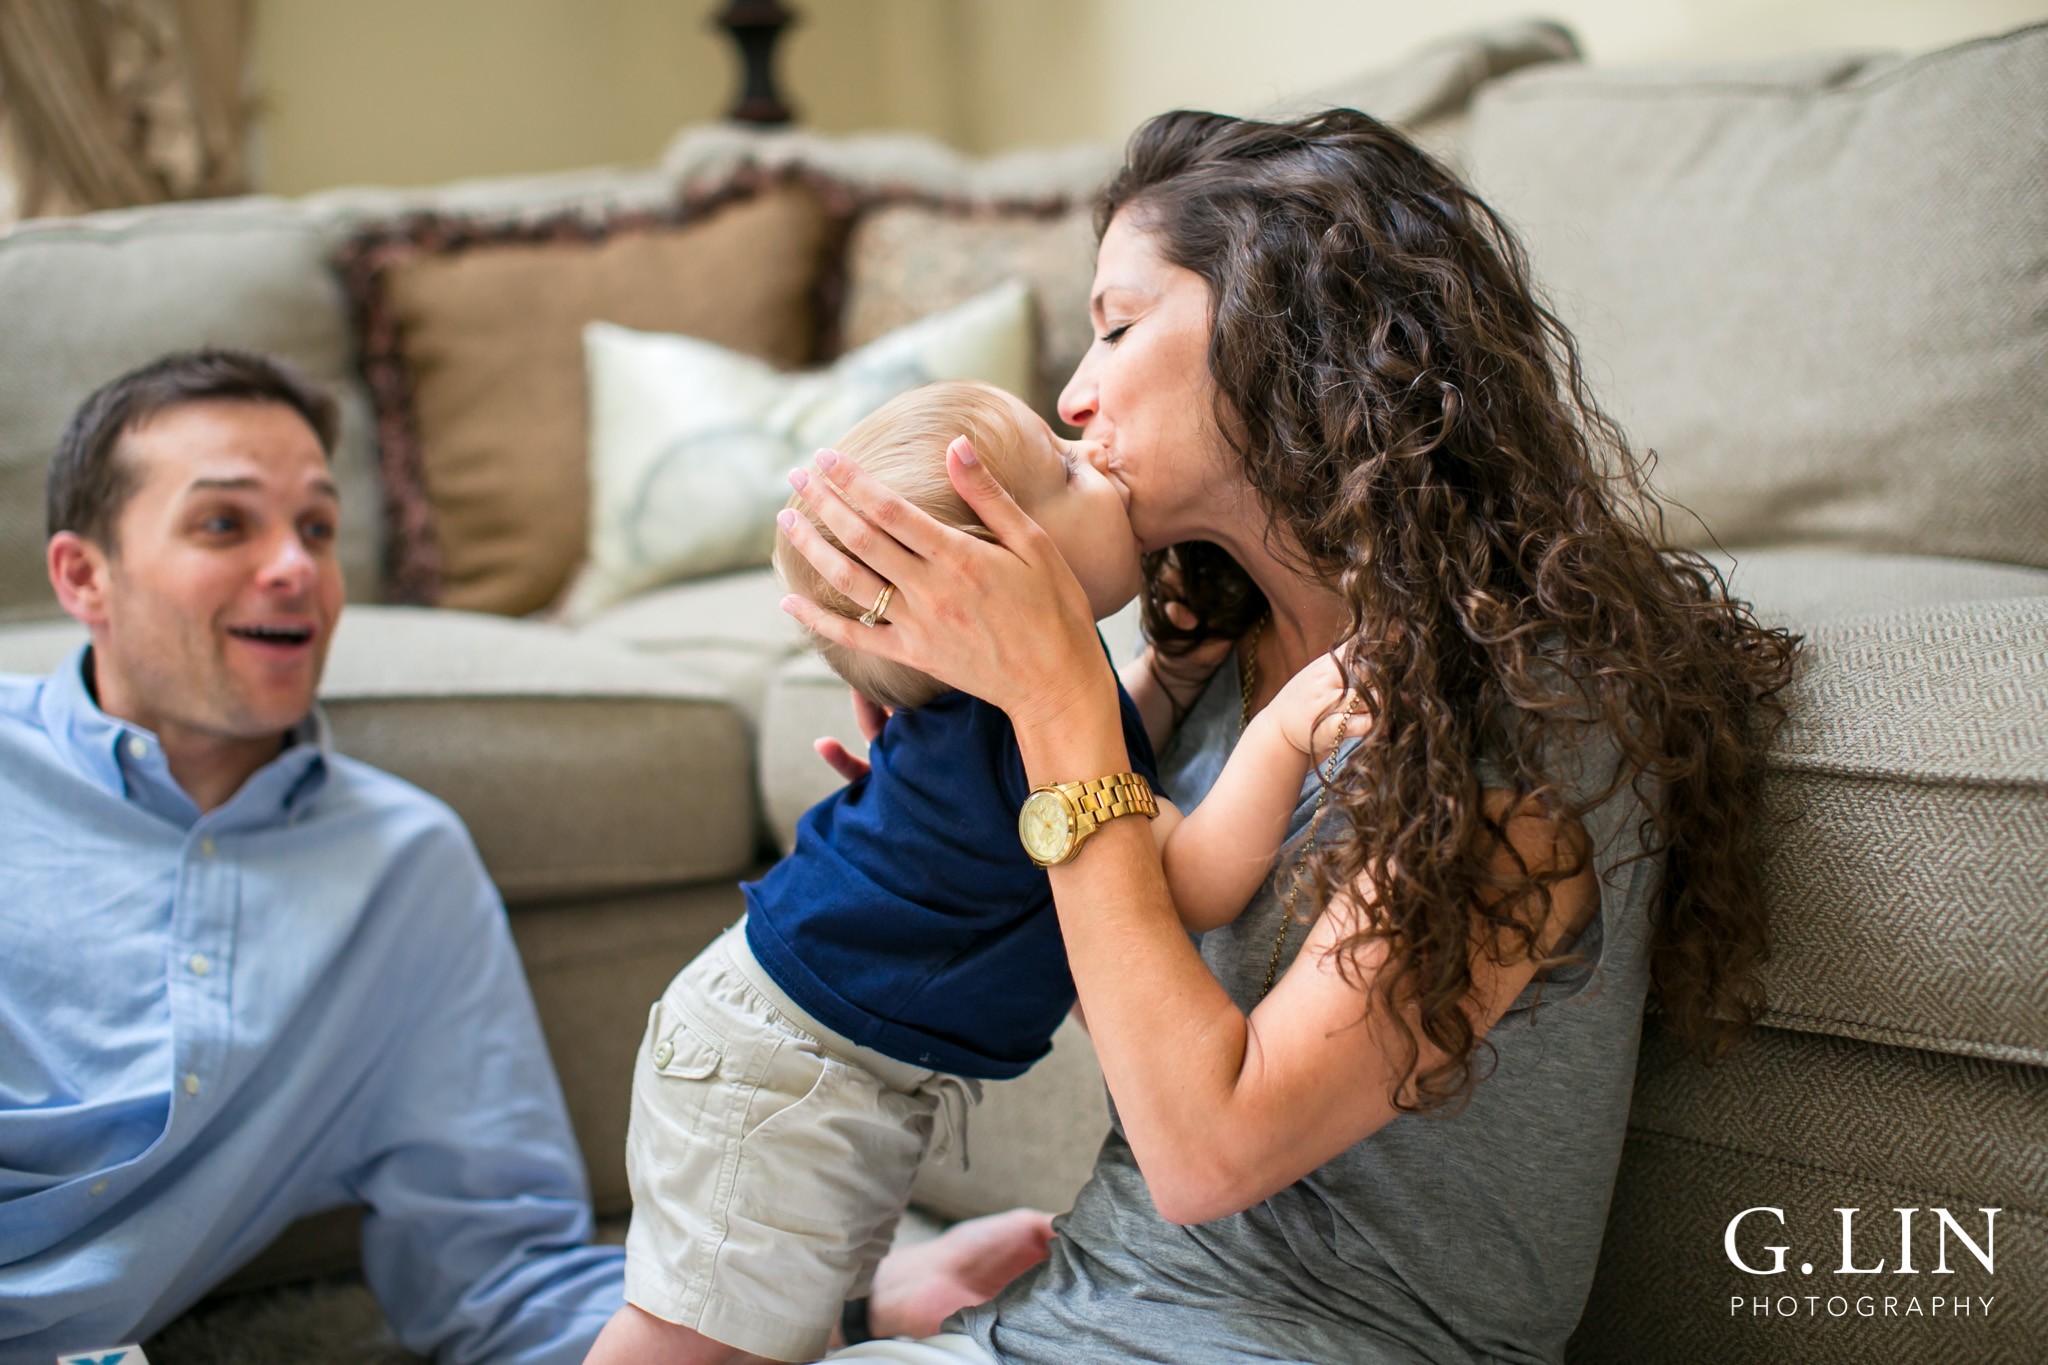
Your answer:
[184,1072,201,1096]
[90,1179,109,1195]
[199,837,216,856]
[127,736,148,759]
[189,953,211,976]
[653,1041,675,1068]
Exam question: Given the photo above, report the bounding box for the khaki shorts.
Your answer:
[624,923,978,1362]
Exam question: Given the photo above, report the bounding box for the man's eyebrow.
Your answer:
[185,475,341,501]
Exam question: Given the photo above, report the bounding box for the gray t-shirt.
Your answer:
[959,657,1658,1364]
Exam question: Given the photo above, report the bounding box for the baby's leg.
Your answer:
[616,925,946,1362]
[585,1303,781,1365]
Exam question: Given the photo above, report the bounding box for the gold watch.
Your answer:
[1018,772,1158,867]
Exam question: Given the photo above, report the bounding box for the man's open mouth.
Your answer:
[227,623,315,647]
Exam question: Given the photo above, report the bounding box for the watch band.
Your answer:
[839,1296,874,1345]
[1057,772,1158,827]
[1019,771,1157,867]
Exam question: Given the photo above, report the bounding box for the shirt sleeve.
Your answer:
[348,823,624,1365]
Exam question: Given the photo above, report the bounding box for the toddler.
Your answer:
[598,380,1357,1364]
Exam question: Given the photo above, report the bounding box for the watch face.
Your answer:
[1018,789,1076,865]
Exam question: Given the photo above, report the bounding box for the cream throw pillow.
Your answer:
[568,279,1035,617]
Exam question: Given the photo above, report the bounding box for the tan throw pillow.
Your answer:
[379,182,830,615]
[841,204,1098,423]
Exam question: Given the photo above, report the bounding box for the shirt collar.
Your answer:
[38,643,330,830]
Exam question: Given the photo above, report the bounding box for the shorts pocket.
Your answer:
[732,1048,929,1242]
[629,1000,736,1173]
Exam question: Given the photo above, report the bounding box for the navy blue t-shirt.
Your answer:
[743,676,1160,1080]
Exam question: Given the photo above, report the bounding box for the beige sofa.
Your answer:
[0,19,2042,1363]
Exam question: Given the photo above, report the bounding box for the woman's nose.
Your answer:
[1058,352,1098,430]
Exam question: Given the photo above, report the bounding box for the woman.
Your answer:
[782,109,1795,1364]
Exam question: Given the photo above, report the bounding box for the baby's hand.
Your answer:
[1271,654,1363,759]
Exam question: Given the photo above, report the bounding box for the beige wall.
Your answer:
[254,0,962,194]
[1058,0,2048,153]
[254,0,2048,192]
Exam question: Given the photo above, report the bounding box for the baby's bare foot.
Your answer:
[866,1208,1057,1340]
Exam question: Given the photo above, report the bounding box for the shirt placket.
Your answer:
[168,821,237,1121]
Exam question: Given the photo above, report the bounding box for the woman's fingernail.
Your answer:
[788,468,809,490]
[952,436,979,467]
[815,448,840,471]
[780,595,802,616]
[777,509,798,531]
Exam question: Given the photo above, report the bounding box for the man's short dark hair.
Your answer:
[47,347,341,548]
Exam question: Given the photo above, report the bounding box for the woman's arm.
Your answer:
[1048,787,1599,1224]
[780,445,1596,1225]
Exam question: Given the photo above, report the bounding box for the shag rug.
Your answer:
[143,1210,945,1364]
[146,1277,425,1365]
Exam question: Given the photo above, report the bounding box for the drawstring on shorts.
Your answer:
[926,1074,983,1170]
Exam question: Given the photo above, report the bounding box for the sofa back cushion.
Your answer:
[1461,24,2048,571]
[0,202,382,623]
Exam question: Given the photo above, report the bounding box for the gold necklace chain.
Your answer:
[1239,617,1360,999]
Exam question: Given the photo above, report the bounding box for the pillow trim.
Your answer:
[336,165,847,606]
[338,162,1096,608]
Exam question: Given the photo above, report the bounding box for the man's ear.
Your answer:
[48,531,113,628]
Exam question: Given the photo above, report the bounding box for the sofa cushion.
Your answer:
[353,180,833,615]
[576,567,804,727]
[1461,24,2048,571]
[510,880,749,1215]
[1742,582,2048,1067]
[0,201,383,623]
[0,608,758,904]
[1571,1021,2044,1363]
[1727,550,2048,1065]
[1713,548,2048,626]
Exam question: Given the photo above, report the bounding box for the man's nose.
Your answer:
[259,529,317,593]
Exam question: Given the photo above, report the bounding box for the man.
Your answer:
[0,349,1045,1364]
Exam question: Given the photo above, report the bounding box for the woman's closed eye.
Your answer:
[1098,323,1131,346]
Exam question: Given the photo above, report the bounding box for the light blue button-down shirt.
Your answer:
[0,648,625,1363]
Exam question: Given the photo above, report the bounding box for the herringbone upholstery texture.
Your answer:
[1756,597,2048,1065]
[1570,1023,2045,1364]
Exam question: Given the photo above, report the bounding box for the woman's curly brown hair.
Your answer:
[1107,108,1800,1111]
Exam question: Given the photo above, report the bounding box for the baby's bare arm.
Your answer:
[1159,655,1358,933]
[1160,710,1316,932]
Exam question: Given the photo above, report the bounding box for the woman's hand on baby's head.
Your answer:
[1272,653,1363,759]
[780,435,1112,731]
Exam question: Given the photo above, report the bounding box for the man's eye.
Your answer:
[200,515,239,535]
[303,519,336,544]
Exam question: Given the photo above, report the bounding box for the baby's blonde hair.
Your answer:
[773,380,1030,710]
